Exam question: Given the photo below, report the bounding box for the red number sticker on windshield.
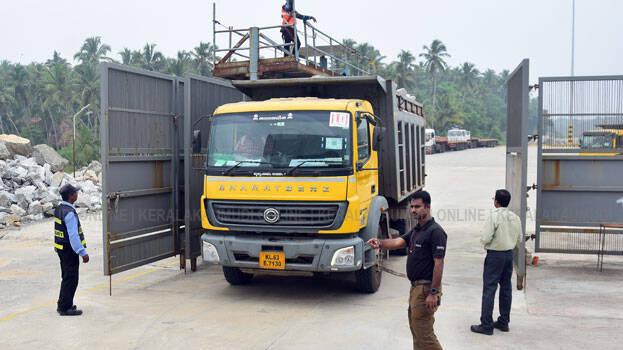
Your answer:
[329,112,350,128]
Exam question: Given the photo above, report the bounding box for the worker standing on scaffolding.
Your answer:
[281,0,316,57]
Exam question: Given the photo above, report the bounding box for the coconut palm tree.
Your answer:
[8,64,30,124]
[459,62,479,102]
[435,93,462,134]
[167,51,191,77]
[46,51,69,68]
[356,42,385,74]
[191,42,216,76]
[386,50,417,90]
[25,63,53,142]
[119,48,133,65]
[140,43,165,72]
[43,62,75,147]
[0,77,18,134]
[74,36,112,64]
[74,63,100,136]
[419,39,450,115]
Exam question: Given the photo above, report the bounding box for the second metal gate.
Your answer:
[536,75,623,255]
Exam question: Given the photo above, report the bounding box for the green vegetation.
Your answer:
[0,36,533,167]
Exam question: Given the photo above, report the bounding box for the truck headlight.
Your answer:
[331,246,355,267]
[202,241,220,263]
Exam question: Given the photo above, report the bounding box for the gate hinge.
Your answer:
[527,183,538,192]
[106,192,121,213]
[172,114,182,125]
[530,84,539,90]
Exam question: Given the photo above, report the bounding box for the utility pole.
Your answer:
[571,0,575,76]
[72,104,90,177]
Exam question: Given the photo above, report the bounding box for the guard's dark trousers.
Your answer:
[57,249,79,311]
[281,27,301,57]
[480,250,513,329]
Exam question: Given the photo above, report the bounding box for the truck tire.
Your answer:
[355,222,387,293]
[223,266,253,285]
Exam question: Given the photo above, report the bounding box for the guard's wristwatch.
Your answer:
[430,288,439,295]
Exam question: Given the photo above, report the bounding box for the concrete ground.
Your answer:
[1,145,622,349]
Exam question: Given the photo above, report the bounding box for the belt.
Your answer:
[410,279,432,286]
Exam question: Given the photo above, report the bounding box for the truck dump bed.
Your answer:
[232,76,426,204]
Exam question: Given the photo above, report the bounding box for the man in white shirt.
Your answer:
[471,189,522,335]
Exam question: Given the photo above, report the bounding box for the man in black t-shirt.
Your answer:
[367,190,446,350]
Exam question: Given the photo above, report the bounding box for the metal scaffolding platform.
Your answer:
[214,56,337,80]
[212,3,374,80]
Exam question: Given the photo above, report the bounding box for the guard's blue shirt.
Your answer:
[60,201,87,257]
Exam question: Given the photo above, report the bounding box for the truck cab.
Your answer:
[447,127,470,142]
[580,129,623,155]
[425,128,435,154]
[447,127,470,150]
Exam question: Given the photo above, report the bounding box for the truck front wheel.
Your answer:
[355,223,387,293]
[223,266,254,285]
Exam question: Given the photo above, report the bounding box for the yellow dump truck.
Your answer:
[580,127,623,155]
[196,76,425,292]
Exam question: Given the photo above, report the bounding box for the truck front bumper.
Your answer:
[201,232,365,272]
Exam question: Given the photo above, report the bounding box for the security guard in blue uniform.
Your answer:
[55,184,89,316]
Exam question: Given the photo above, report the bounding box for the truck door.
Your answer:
[355,116,376,226]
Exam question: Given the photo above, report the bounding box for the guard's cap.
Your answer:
[59,184,81,198]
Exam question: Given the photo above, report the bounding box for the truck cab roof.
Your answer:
[214,97,370,114]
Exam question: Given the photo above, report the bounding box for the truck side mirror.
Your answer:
[356,112,377,126]
[373,126,384,151]
[192,130,201,154]
[364,113,376,126]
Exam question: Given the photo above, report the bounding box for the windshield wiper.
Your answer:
[286,160,344,176]
[222,160,273,175]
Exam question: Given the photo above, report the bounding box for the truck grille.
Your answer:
[210,201,343,228]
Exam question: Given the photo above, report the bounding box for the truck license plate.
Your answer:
[259,251,285,270]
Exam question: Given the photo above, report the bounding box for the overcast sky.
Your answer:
[2,0,622,82]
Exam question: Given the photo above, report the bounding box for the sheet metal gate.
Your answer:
[101,63,245,276]
[536,75,623,256]
[505,59,529,280]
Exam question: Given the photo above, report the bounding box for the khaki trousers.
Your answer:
[408,283,443,350]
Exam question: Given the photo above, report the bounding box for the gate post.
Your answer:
[249,27,260,81]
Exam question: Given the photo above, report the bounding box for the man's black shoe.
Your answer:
[59,309,82,316]
[56,305,77,314]
[470,324,493,335]
[493,321,509,332]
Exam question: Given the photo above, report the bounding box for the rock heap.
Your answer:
[0,137,102,228]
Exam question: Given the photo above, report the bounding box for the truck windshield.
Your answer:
[207,110,352,175]
[448,130,461,137]
[581,134,614,149]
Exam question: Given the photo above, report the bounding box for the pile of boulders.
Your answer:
[0,134,102,228]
